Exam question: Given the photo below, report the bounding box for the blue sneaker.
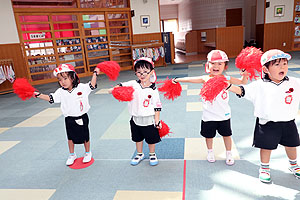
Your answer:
[130,153,144,166]
[149,153,158,166]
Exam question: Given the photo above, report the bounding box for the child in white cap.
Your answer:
[173,50,248,165]
[109,57,162,166]
[228,49,300,182]
[33,64,100,166]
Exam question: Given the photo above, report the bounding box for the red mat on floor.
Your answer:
[68,157,94,169]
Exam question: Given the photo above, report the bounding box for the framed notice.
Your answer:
[140,15,150,27]
[274,5,284,17]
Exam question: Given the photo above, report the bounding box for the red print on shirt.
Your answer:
[285,95,293,104]
[143,94,152,107]
[221,91,228,100]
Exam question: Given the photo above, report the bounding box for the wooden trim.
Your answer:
[13,7,131,13]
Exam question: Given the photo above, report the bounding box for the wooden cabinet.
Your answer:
[14,10,132,84]
[293,0,300,50]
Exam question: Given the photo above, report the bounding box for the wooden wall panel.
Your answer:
[256,24,264,50]
[132,33,165,67]
[185,30,198,54]
[197,28,216,54]
[263,22,293,52]
[0,43,27,94]
[216,26,243,57]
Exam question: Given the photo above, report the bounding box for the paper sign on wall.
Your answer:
[29,33,46,39]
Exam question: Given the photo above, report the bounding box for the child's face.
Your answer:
[57,73,73,90]
[263,59,288,83]
[208,61,226,76]
[135,66,153,82]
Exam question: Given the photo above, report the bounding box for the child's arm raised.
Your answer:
[91,67,100,88]
[229,70,249,85]
[227,84,244,97]
[173,76,205,84]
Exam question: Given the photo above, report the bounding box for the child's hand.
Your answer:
[155,120,162,129]
[94,67,100,76]
[33,91,41,98]
[171,78,178,84]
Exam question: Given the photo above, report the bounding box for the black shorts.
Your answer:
[253,118,300,150]
[130,118,161,144]
[65,113,90,144]
[200,119,232,138]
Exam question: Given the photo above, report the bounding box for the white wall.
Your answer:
[160,4,178,20]
[0,0,19,44]
[178,0,245,31]
[130,0,161,34]
[256,0,265,24]
[265,0,293,23]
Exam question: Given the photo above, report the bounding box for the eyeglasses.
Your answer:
[135,70,151,76]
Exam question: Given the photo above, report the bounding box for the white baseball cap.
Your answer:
[53,64,76,77]
[260,49,291,66]
[206,50,229,73]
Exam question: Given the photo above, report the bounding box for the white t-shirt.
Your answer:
[121,80,162,118]
[201,75,231,122]
[50,82,95,117]
[243,76,300,122]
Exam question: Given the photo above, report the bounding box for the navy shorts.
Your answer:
[200,119,232,138]
[253,118,300,150]
[130,118,161,144]
[65,113,90,144]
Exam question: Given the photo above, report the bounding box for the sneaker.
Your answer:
[83,152,92,163]
[207,151,215,163]
[130,153,145,166]
[66,153,77,166]
[289,165,300,179]
[149,153,158,166]
[226,151,234,166]
[259,168,271,183]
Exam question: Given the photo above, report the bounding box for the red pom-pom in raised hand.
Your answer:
[200,76,228,103]
[235,47,263,80]
[158,78,182,101]
[112,86,134,102]
[159,121,172,138]
[96,61,120,81]
[13,78,36,101]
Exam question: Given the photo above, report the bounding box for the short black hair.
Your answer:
[264,58,288,69]
[134,60,154,72]
[58,71,80,88]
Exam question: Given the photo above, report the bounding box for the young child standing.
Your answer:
[173,50,248,165]
[228,49,300,182]
[109,57,162,166]
[33,63,99,166]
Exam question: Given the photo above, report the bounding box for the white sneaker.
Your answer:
[83,152,92,163]
[149,153,158,166]
[131,153,145,166]
[66,154,77,166]
[207,151,215,163]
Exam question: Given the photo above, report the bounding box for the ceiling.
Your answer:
[159,0,183,5]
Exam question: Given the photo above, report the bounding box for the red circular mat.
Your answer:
[68,157,94,169]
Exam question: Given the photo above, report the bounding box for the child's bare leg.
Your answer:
[223,136,234,165]
[223,136,232,151]
[68,140,75,153]
[136,141,143,153]
[148,143,155,153]
[206,138,213,149]
[84,140,90,152]
[260,149,272,163]
[285,146,297,160]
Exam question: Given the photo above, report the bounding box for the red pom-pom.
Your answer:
[235,47,263,80]
[200,76,228,103]
[159,121,172,138]
[96,61,120,81]
[158,78,182,101]
[13,78,36,101]
[112,86,134,102]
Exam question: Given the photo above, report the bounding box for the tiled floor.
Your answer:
[1,52,300,200]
